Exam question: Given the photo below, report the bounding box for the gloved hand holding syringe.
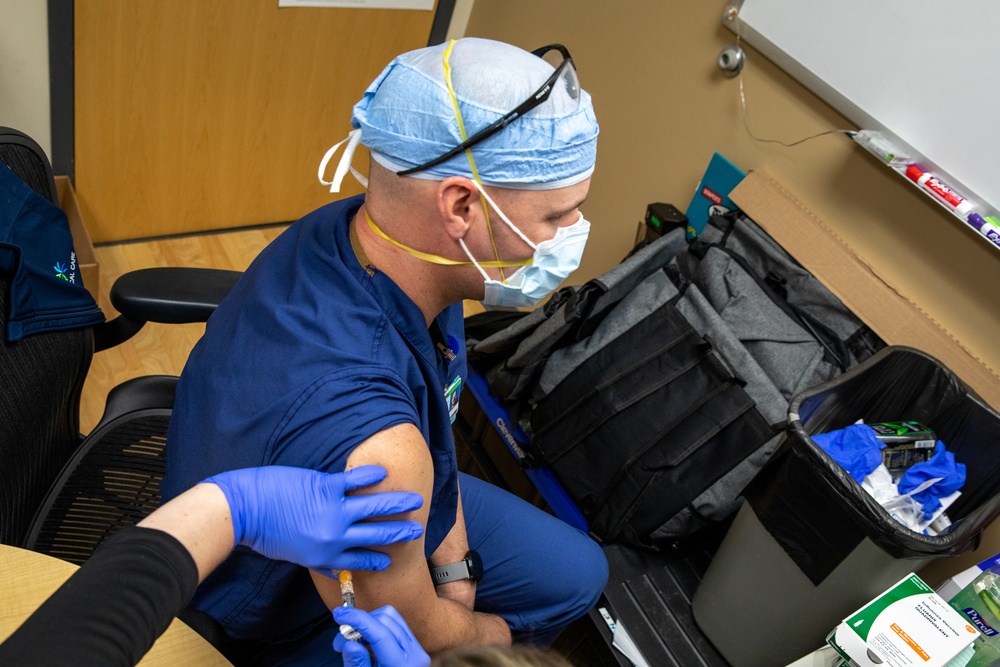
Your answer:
[332,580,431,667]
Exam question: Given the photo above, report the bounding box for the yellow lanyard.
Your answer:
[365,211,530,268]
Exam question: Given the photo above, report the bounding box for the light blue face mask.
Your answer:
[460,184,590,308]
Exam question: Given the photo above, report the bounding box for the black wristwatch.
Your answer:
[430,550,483,586]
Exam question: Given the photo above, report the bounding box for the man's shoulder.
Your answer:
[346,422,433,480]
[245,194,363,274]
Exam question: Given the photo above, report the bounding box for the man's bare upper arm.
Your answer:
[310,422,440,632]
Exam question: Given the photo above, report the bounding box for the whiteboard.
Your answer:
[725,0,1000,214]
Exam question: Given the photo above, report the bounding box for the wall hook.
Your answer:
[718,44,745,77]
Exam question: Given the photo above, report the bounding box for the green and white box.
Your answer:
[828,573,979,667]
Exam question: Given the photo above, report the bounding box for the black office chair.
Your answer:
[0,126,240,563]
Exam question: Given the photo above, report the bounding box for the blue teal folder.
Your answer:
[684,153,746,239]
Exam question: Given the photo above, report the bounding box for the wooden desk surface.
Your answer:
[0,544,231,665]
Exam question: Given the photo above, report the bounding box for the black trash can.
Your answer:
[691,346,1000,667]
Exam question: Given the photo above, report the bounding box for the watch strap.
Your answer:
[429,550,482,586]
[430,560,473,586]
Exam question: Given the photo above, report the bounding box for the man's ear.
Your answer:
[436,177,480,241]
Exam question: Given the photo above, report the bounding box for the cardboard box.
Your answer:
[54,175,100,302]
[730,170,1000,410]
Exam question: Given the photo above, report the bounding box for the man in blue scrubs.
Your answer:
[163,37,606,665]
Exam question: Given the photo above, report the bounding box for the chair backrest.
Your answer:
[23,376,176,564]
[0,128,94,546]
[0,127,58,202]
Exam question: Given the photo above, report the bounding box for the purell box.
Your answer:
[936,552,1000,604]
[827,574,978,667]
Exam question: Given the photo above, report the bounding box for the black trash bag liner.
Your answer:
[746,345,1000,585]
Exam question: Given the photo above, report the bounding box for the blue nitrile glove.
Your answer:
[202,465,424,573]
[898,441,966,520]
[811,424,886,484]
[332,605,430,667]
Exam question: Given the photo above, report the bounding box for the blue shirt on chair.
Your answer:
[0,163,103,341]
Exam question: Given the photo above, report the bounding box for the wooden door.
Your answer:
[74,0,437,242]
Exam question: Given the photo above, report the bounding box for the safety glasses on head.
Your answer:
[397,44,580,177]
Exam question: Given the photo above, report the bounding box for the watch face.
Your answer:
[466,550,484,582]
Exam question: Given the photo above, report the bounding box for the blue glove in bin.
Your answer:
[811,424,886,484]
[898,441,966,519]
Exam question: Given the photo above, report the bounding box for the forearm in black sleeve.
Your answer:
[0,526,199,667]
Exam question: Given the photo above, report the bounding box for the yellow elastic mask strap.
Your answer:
[442,40,508,280]
[365,211,530,268]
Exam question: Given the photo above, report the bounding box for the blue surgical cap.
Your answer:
[352,38,599,190]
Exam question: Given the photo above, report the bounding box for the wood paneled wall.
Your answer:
[74,0,436,242]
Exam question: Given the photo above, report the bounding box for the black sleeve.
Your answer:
[0,526,200,667]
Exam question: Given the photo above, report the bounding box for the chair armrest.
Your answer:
[93,268,242,352]
[110,267,242,323]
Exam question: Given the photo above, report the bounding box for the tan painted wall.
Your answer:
[0,0,50,156]
[463,1,1000,583]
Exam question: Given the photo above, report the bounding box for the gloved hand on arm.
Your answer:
[203,465,424,573]
[333,605,431,667]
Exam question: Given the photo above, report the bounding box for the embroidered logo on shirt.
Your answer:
[53,252,77,283]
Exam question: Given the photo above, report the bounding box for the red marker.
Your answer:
[904,164,975,218]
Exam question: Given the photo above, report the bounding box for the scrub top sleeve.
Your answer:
[266,368,422,472]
